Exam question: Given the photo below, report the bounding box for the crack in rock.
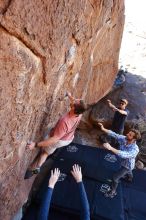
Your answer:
[0,24,47,84]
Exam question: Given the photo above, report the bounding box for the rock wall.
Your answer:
[0,0,125,219]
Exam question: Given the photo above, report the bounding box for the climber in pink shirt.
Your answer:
[25,92,87,179]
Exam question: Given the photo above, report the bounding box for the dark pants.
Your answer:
[112,167,133,192]
[111,127,124,135]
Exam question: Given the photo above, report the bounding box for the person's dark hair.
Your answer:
[118,69,126,77]
[130,129,141,140]
[74,100,87,115]
[120,98,128,105]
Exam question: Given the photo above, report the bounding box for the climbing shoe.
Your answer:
[104,190,117,198]
[24,167,40,179]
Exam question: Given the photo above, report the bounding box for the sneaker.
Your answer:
[126,176,133,182]
[123,176,133,183]
[24,167,40,179]
[32,167,40,174]
[100,184,111,194]
[104,190,117,198]
[107,179,112,183]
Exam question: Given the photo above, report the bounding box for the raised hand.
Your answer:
[103,142,112,150]
[98,122,104,130]
[71,164,82,183]
[107,99,113,107]
[48,168,60,188]
[107,99,111,104]
[66,91,72,97]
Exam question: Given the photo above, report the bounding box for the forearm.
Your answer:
[117,109,127,115]
[109,103,127,115]
[109,103,117,111]
[101,127,110,134]
[78,182,90,220]
[37,136,59,148]
[37,187,53,220]
[117,150,138,159]
[109,146,119,155]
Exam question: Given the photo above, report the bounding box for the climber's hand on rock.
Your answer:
[66,91,71,97]
[27,141,36,150]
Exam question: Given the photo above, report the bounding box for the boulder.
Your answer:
[0,0,125,218]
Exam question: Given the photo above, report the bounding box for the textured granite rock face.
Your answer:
[0,0,124,219]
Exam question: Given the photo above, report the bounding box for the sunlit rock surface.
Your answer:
[0,0,124,218]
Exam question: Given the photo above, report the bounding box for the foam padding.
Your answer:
[92,182,124,220]
[123,187,146,220]
[123,169,146,193]
[53,143,121,183]
[22,143,146,220]
[51,177,124,220]
[122,169,146,220]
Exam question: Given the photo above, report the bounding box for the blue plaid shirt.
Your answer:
[108,130,139,170]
